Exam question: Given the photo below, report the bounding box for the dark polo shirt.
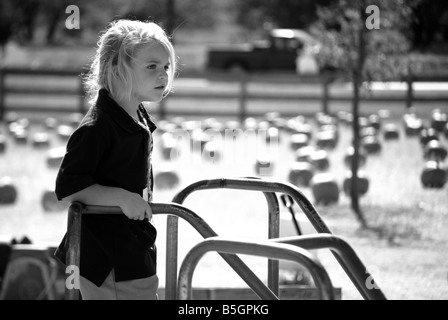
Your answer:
[54,88,157,286]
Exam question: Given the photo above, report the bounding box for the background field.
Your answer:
[1,102,447,300]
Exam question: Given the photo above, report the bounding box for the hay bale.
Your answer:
[315,130,337,150]
[310,173,339,205]
[289,133,309,151]
[383,123,400,140]
[13,128,28,145]
[310,149,330,171]
[421,161,447,189]
[344,146,367,168]
[56,125,74,141]
[431,110,447,132]
[342,170,370,197]
[336,111,351,125]
[31,132,51,149]
[288,162,314,187]
[46,147,66,169]
[362,135,382,154]
[295,145,315,162]
[287,118,313,138]
[244,117,258,130]
[42,190,69,212]
[368,114,382,130]
[419,127,439,147]
[265,127,280,145]
[0,135,7,154]
[255,154,274,176]
[361,126,378,138]
[154,166,180,190]
[404,115,424,137]
[44,117,58,130]
[159,133,180,161]
[424,140,447,161]
[0,177,18,205]
[264,111,281,124]
[68,112,84,127]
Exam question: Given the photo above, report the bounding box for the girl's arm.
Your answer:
[62,184,152,221]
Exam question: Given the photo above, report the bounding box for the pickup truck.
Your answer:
[206,28,322,74]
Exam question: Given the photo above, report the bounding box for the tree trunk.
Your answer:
[351,71,368,229]
[165,0,176,40]
[350,2,369,229]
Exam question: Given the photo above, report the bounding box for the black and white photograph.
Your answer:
[0,0,447,307]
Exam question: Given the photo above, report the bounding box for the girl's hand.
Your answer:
[120,192,153,221]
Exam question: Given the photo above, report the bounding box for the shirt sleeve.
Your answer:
[55,123,109,200]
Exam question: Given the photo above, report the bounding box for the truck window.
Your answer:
[271,37,304,53]
[288,39,304,52]
[272,38,286,51]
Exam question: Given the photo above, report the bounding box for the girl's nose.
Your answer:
[159,69,168,80]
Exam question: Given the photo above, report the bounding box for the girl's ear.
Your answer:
[112,65,119,77]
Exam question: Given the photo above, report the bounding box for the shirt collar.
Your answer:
[95,88,157,133]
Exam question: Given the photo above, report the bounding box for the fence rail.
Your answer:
[1,67,447,122]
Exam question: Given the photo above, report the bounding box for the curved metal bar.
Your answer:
[177,237,335,300]
[173,178,331,233]
[64,201,277,300]
[65,201,84,301]
[151,203,278,300]
[168,177,281,299]
[169,177,387,300]
[270,234,387,300]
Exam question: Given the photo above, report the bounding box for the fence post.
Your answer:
[159,98,166,120]
[0,69,5,121]
[78,74,85,114]
[406,73,414,110]
[239,73,247,123]
[322,76,330,115]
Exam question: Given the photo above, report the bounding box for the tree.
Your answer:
[234,0,338,31]
[310,0,414,229]
[408,0,448,49]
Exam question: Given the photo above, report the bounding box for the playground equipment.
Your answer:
[0,177,387,300]
[62,177,386,300]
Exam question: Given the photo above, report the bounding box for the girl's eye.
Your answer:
[164,65,170,71]
[147,64,157,70]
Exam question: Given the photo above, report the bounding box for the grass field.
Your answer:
[0,103,447,300]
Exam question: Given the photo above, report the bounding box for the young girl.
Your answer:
[54,19,177,300]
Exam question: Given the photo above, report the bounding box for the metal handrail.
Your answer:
[168,177,387,300]
[64,201,277,300]
[177,237,335,300]
[270,234,386,300]
[166,176,280,300]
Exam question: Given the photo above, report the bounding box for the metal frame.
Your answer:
[167,177,386,300]
[166,176,281,300]
[177,237,335,300]
[64,177,387,300]
[64,201,278,300]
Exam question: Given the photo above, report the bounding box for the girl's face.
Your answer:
[129,41,170,103]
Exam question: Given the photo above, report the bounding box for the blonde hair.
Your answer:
[84,19,177,105]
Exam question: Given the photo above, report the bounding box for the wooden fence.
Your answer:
[0,67,447,123]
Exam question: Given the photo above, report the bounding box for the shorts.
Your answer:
[79,269,158,300]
